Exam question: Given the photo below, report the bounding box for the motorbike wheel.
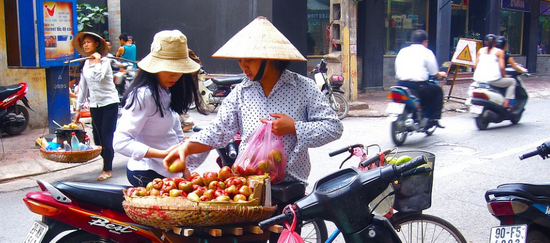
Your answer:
[475,112,489,130]
[56,230,115,243]
[391,112,408,146]
[392,213,467,243]
[526,229,550,243]
[510,112,522,124]
[4,104,29,135]
[300,219,328,243]
[326,93,349,120]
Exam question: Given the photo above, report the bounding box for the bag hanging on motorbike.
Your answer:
[232,121,287,184]
[278,206,305,243]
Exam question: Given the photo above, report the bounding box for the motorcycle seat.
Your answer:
[54,181,130,212]
[497,183,550,200]
[475,82,507,96]
[271,181,306,203]
[0,84,22,101]
[211,75,245,86]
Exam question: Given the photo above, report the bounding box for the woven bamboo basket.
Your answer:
[122,195,277,229]
[39,146,102,163]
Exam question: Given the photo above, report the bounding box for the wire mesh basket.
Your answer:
[386,150,435,212]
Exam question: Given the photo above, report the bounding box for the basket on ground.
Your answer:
[122,196,277,229]
[39,146,102,163]
[388,150,435,212]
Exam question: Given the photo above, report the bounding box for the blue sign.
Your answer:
[501,0,532,12]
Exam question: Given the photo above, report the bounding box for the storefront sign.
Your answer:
[36,0,78,67]
[451,38,482,67]
[501,0,532,12]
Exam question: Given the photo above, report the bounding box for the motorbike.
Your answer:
[259,144,467,243]
[0,82,32,135]
[197,69,245,111]
[310,59,349,120]
[22,129,327,243]
[113,62,137,102]
[466,66,529,130]
[485,141,550,243]
[386,78,439,146]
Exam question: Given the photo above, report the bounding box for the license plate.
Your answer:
[489,225,527,243]
[23,221,48,243]
[386,102,405,114]
[470,105,483,114]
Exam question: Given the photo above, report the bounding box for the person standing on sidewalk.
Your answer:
[113,30,207,187]
[72,32,119,181]
[395,29,447,128]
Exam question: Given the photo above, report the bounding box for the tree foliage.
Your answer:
[76,3,109,39]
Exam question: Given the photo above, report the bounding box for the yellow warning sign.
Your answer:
[451,38,482,67]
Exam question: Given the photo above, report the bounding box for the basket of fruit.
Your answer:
[122,168,277,229]
[39,146,102,163]
[386,150,435,212]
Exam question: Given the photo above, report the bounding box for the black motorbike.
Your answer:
[485,141,550,243]
[200,72,245,111]
[310,59,349,120]
[0,82,32,135]
[467,66,530,130]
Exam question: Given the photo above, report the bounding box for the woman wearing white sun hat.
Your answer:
[72,31,119,181]
[164,16,343,185]
[113,30,208,187]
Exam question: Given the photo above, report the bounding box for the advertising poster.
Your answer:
[37,0,77,66]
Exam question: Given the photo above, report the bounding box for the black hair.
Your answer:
[119,33,128,42]
[122,71,207,117]
[411,29,428,44]
[496,36,508,50]
[484,34,497,51]
[272,60,290,72]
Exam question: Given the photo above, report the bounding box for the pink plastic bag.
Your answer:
[232,121,287,184]
[278,206,304,243]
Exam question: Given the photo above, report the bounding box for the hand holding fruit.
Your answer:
[261,113,296,136]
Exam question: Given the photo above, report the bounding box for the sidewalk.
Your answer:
[1,75,549,185]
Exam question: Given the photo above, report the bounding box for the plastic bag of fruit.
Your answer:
[232,121,286,184]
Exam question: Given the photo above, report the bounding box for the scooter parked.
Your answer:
[310,59,349,120]
[485,141,550,243]
[386,78,439,146]
[198,70,245,111]
[466,66,530,130]
[0,82,32,135]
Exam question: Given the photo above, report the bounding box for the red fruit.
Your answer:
[161,180,177,192]
[225,185,239,196]
[135,187,148,196]
[215,195,231,202]
[232,164,245,175]
[190,172,201,180]
[152,178,163,190]
[150,188,161,196]
[191,176,205,187]
[178,181,194,193]
[126,188,137,197]
[268,149,284,163]
[169,161,186,173]
[214,189,226,197]
[203,172,219,186]
[257,159,273,173]
[169,189,183,197]
[218,166,234,180]
[172,177,185,185]
[203,189,215,200]
[193,187,206,197]
[238,185,252,197]
[233,194,248,202]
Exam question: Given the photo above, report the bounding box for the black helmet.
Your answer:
[496,36,508,49]
[484,34,497,46]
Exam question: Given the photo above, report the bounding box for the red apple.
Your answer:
[172,177,185,186]
[192,187,206,197]
[169,189,183,197]
[203,172,219,186]
[191,176,205,187]
[214,189,226,197]
[169,161,186,173]
[161,180,177,192]
[190,172,201,180]
[225,185,239,196]
[238,185,252,197]
[149,188,160,196]
[268,149,284,163]
[152,178,164,190]
[218,166,234,180]
[178,181,194,193]
[215,195,231,202]
[233,194,248,202]
[135,187,148,196]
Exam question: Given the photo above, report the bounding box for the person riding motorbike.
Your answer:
[496,36,528,74]
[473,34,517,108]
[394,29,447,128]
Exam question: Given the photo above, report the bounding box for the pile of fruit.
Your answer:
[61,122,81,129]
[125,166,264,203]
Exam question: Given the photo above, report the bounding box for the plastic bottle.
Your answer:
[71,132,80,151]
[63,141,71,151]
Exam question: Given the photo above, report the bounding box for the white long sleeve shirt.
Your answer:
[76,57,119,110]
[113,85,184,178]
[395,44,440,81]
[185,70,344,184]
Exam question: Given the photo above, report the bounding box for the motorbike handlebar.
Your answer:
[396,155,428,176]
[227,142,238,159]
[519,141,550,160]
[329,144,363,157]
[258,208,293,229]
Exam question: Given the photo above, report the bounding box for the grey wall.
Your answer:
[119,0,307,75]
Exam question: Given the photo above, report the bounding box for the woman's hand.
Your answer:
[163,143,187,171]
[261,113,296,136]
[90,52,101,64]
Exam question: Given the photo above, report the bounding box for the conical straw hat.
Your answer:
[212,16,306,61]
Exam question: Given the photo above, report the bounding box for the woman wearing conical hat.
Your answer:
[164,17,343,184]
[72,32,119,181]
